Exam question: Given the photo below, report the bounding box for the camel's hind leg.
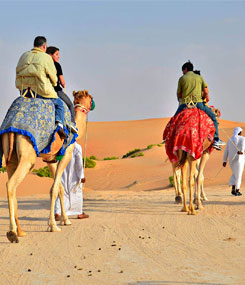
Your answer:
[3,134,36,242]
[173,165,182,204]
[6,154,27,237]
[181,159,189,212]
[188,156,197,215]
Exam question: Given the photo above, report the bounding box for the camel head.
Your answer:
[73,90,94,114]
[210,106,221,124]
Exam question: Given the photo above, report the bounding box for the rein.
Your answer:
[74,104,90,114]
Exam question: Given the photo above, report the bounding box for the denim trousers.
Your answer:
[174,102,219,139]
[57,90,75,123]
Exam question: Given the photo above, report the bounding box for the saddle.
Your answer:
[0,96,77,165]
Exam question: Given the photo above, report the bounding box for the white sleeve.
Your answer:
[223,141,229,163]
[74,144,84,180]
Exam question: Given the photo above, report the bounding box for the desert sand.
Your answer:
[0,118,245,284]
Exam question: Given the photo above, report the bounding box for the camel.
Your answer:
[164,105,218,215]
[171,106,221,211]
[1,90,93,243]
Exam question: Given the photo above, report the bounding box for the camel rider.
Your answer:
[15,36,66,139]
[174,61,225,150]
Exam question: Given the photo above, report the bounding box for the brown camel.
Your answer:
[164,105,218,215]
[2,90,93,243]
[172,107,221,210]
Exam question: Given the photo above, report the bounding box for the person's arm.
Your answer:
[59,75,66,89]
[177,78,182,100]
[74,145,84,180]
[202,87,209,102]
[223,142,229,167]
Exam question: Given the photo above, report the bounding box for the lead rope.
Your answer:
[83,114,89,178]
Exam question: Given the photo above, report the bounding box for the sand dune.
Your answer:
[0,118,244,284]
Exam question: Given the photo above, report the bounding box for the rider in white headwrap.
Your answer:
[223,127,245,196]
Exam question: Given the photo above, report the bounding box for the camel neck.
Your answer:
[75,111,87,141]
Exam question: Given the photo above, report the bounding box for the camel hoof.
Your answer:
[17,230,27,237]
[193,198,198,205]
[175,196,182,204]
[196,205,204,210]
[47,225,61,232]
[188,210,197,215]
[62,219,72,226]
[7,231,19,243]
[181,207,189,212]
[201,196,208,201]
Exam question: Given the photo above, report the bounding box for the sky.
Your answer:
[0,0,245,123]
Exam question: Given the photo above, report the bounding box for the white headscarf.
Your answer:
[231,127,242,145]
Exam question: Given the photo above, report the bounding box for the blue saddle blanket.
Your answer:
[0,96,77,167]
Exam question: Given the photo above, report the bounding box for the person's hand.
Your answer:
[237,151,243,155]
[81,178,86,183]
[223,162,227,167]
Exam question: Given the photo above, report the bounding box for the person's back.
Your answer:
[15,36,66,139]
[174,60,225,149]
[178,71,206,105]
[16,39,57,99]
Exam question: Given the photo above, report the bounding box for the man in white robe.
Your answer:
[223,127,245,196]
[55,142,89,219]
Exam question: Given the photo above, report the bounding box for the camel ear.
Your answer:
[73,91,76,97]
[84,90,88,96]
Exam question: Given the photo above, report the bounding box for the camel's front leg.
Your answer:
[196,152,209,209]
[48,145,74,232]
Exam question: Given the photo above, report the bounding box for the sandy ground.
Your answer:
[0,118,245,284]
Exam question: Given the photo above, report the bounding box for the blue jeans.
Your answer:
[21,90,65,125]
[57,90,75,123]
[175,102,219,139]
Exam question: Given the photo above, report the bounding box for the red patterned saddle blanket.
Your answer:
[163,108,215,163]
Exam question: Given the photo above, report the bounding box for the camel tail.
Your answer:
[177,151,187,168]
[7,132,14,164]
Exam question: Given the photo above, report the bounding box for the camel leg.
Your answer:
[48,145,74,232]
[181,160,189,212]
[5,153,27,238]
[3,135,36,242]
[196,152,209,209]
[173,165,182,204]
[47,162,71,226]
[58,183,71,226]
[193,158,200,205]
[188,157,197,215]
